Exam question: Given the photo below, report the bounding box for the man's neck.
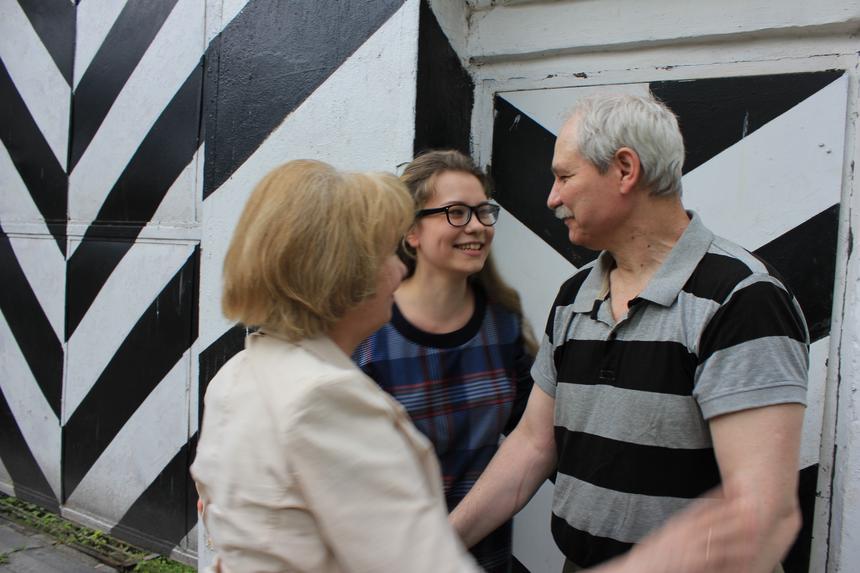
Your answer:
[608,198,689,280]
[604,198,689,320]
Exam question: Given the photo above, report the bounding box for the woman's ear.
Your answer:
[405,225,420,249]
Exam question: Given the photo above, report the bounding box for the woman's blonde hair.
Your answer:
[222,159,413,341]
[400,150,538,356]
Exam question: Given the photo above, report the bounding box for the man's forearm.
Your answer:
[450,425,556,548]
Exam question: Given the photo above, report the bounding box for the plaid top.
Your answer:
[353,287,534,573]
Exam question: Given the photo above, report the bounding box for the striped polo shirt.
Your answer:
[532,212,809,568]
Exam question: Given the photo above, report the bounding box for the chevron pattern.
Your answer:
[491,71,847,573]
[1,0,417,560]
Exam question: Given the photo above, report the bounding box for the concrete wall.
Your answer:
[454,1,859,572]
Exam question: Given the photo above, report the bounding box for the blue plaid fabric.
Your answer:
[353,288,533,573]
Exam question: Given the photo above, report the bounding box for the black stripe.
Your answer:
[555,429,719,498]
[650,70,844,174]
[65,61,203,340]
[0,60,67,255]
[17,0,76,85]
[63,249,198,499]
[545,269,592,337]
[68,0,178,170]
[551,513,631,568]
[492,96,599,268]
[782,463,818,573]
[699,281,807,362]
[413,0,473,155]
[198,325,248,422]
[682,252,752,303]
[0,226,63,418]
[0,387,59,512]
[112,437,197,556]
[511,555,530,573]
[754,205,839,343]
[555,339,697,396]
[202,0,407,200]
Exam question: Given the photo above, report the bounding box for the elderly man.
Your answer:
[451,93,808,573]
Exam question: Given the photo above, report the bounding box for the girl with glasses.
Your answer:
[354,149,537,573]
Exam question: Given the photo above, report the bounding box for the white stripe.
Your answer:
[6,236,66,344]
[0,315,61,500]
[73,0,128,89]
[199,0,420,351]
[65,352,190,521]
[204,0,250,45]
[64,241,196,423]
[492,205,577,342]
[0,0,70,170]
[500,83,651,136]
[0,145,66,341]
[68,0,205,252]
[0,455,10,492]
[683,75,847,251]
[800,336,828,468]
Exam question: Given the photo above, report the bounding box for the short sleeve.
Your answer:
[694,276,809,419]
[504,330,535,434]
[288,375,481,573]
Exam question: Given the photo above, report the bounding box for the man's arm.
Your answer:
[450,384,557,548]
[709,402,804,572]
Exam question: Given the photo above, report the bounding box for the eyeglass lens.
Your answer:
[447,204,499,226]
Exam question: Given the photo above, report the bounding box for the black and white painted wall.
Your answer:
[462,2,860,572]
[0,0,437,562]
[2,1,859,572]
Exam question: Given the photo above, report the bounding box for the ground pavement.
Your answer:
[0,517,117,573]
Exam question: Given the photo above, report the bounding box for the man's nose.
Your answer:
[547,181,561,210]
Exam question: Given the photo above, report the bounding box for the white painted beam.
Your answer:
[467,0,860,62]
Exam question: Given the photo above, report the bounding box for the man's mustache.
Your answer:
[555,206,573,220]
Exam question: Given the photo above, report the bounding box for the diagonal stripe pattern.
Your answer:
[63,249,198,498]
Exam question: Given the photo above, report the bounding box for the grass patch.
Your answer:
[0,494,194,572]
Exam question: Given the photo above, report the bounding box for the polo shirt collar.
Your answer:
[570,211,714,312]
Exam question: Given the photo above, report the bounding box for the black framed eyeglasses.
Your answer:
[415,202,501,227]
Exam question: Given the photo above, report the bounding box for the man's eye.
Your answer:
[448,207,468,218]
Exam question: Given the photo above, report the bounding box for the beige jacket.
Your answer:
[191,331,480,573]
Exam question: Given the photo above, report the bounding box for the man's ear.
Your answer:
[614,147,642,195]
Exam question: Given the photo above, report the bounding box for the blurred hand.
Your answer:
[598,490,759,573]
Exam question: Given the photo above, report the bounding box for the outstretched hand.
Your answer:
[592,490,759,573]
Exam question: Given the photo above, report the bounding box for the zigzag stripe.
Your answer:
[0,60,67,255]
[492,95,599,268]
[650,71,844,173]
[65,61,203,340]
[756,205,840,342]
[0,387,59,512]
[69,0,179,171]
[0,224,63,418]
[16,0,75,85]
[201,0,407,198]
[63,249,199,499]
[113,436,198,555]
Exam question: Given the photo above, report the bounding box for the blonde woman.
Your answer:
[191,160,481,572]
[353,150,537,572]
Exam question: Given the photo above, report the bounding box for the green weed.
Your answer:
[0,494,194,572]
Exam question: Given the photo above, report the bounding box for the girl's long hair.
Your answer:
[400,150,538,356]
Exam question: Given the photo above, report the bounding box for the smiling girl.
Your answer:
[354,150,537,573]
